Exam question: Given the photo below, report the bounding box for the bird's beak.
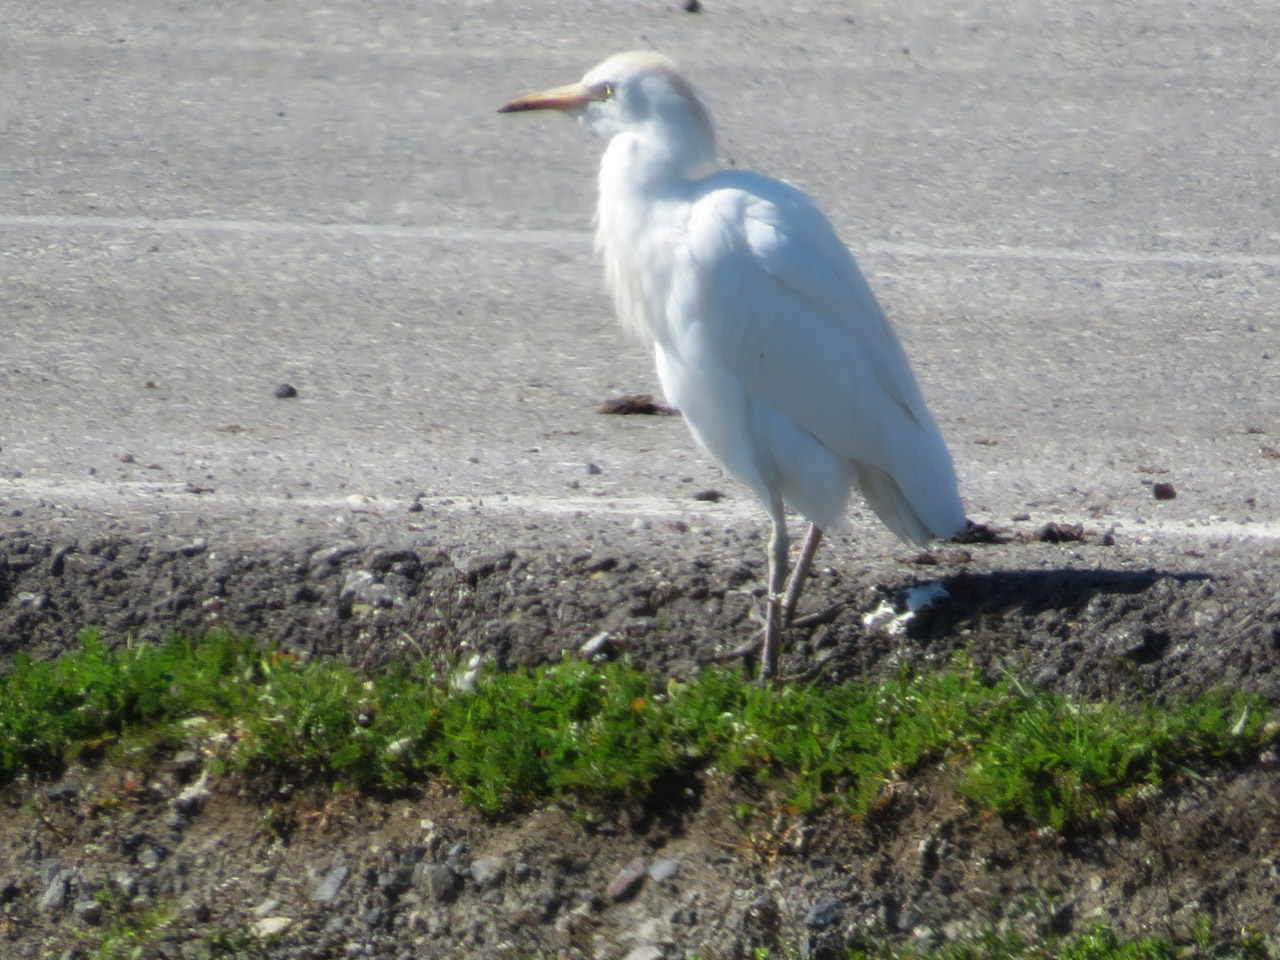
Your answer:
[497,82,591,114]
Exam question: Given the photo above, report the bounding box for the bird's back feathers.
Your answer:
[663,173,965,542]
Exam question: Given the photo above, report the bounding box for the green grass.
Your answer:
[0,629,1274,826]
[82,900,176,960]
[83,897,270,960]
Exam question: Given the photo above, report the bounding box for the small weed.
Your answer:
[81,894,266,960]
[84,901,176,960]
[198,925,274,959]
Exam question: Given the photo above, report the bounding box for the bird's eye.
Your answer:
[597,83,614,101]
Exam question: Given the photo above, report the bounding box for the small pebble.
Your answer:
[43,782,78,803]
[74,899,103,925]
[804,895,843,931]
[137,845,168,871]
[606,857,647,902]
[183,898,212,923]
[113,872,139,898]
[253,916,293,938]
[313,864,350,904]
[38,872,70,913]
[469,857,506,888]
[648,859,679,883]
[378,866,413,897]
[274,382,298,398]
[421,864,460,903]
[173,782,210,816]
[16,591,47,610]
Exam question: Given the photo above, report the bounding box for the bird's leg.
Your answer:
[759,511,789,683]
[780,523,823,627]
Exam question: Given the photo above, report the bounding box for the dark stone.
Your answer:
[804,895,844,931]
[420,864,460,903]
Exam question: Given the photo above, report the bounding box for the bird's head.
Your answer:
[499,51,717,176]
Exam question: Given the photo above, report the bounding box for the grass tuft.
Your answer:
[0,629,1273,825]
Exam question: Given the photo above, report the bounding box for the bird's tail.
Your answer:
[852,462,965,546]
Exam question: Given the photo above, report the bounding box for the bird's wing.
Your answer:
[670,172,963,538]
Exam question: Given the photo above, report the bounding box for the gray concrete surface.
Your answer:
[2,0,1278,559]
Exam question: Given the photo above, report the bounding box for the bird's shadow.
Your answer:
[795,564,1216,688]
[895,565,1211,641]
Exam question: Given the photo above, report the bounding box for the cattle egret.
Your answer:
[499,52,966,680]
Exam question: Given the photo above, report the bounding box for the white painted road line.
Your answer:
[3,478,1277,544]
[4,214,1279,268]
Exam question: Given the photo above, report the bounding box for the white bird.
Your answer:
[499,52,966,680]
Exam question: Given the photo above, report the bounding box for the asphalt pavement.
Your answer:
[2,0,1277,561]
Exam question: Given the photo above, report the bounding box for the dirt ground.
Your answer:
[2,519,1280,958]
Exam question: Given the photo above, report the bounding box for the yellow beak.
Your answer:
[497,82,591,114]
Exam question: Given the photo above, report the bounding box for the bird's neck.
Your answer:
[594,132,699,346]
[599,125,711,191]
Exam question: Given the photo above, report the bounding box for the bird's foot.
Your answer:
[716,593,774,667]
[716,599,844,669]
[718,631,763,664]
[788,602,843,630]
[717,589,782,668]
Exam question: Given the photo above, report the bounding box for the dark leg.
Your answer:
[759,509,789,683]
[781,523,822,627]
